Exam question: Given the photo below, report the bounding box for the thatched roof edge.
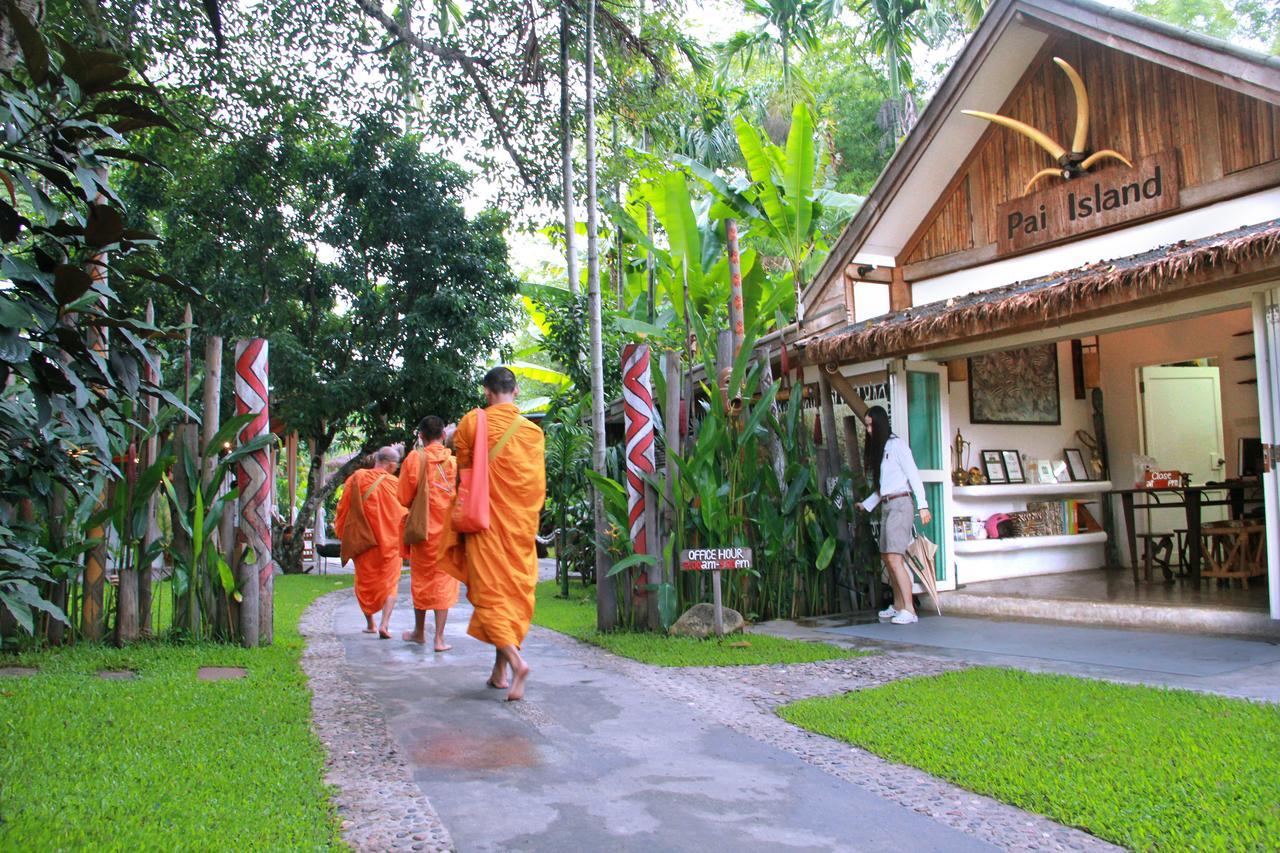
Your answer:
[804,220,1280,365]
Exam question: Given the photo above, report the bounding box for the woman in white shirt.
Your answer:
[855,405,932,624]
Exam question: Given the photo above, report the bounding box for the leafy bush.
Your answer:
[0,11,190,639]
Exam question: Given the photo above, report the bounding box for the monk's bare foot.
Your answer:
[485,677,508,689]
[434,642,452,652]
[402,631,426,644]
[505,663,530,702]
[362,627,376,634]
[378,628,392,640]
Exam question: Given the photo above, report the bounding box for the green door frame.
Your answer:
[891,360,955,591]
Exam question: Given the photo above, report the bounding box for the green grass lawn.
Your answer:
[0,573,353,850]
[533,580,865,666]
[778,667,1280,850]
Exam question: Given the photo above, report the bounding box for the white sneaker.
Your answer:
[878,605,897,620]
[890,610,919,625]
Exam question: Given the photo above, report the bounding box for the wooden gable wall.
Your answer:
[902,35,1280,270]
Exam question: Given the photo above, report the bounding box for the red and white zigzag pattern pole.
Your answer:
[235,338,273,647]
[622,342,657,560]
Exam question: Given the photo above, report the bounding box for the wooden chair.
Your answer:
[1200,521,1267,588]
[1135,532,1175,581]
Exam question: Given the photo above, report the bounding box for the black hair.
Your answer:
[863,405,892,489]
[417,415,445,441]
[483,365,517,394]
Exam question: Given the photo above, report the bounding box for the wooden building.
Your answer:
[798,0,1280,627]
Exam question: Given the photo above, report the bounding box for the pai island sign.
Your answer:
[962,57,1180,254]
[996,151,1179,254]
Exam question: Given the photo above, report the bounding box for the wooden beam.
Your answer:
[822,367,870,419]
[889,266,912,312]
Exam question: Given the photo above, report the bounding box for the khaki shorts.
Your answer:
[878,496,915,554]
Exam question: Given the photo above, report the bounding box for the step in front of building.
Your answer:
[936,590,1280,639]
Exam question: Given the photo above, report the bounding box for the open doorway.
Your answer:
[1138,359,1227,485]
[1138,359,1229,539]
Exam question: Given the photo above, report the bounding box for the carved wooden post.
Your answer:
[622,343,658,629]
[726,219,744,357]
[235,339,272,646]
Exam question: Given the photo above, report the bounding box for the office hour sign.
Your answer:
[680,548,754,571]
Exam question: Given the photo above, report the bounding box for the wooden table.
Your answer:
[1105,481,1258,585]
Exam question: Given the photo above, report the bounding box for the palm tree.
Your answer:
[720,0,842,95]
[856,0,987,138]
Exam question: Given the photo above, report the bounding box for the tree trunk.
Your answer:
[584,0,614,631]
[276,441,368,574]
[559,3,579,298]
[613,116,624,312]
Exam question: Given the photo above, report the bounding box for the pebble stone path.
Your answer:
[301,586,1117,852]
[300,588,454,852]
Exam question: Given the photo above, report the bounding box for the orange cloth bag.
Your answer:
[339,473,388,563]
[403,451,432,544]
[452,408,490,533]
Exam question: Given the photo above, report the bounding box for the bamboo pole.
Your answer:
[172,422,199,636]
[139,300,160,634]
[286,432,298,523]
[663,350,681,624]
[584,0,614,631]
[559,4,578,299]
[201,335,223,486]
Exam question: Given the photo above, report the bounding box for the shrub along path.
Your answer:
[319,577,1113,851]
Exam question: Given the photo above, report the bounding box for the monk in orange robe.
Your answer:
[335,446,406,639]
[444,366,545,701]
[397,415,459,651]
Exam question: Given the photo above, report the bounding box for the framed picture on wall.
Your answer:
[1064,448,1091,481]
[1002,450,1026,483]
[981,450,1008,484]
[968,344,1061,425]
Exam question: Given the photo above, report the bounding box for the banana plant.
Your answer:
[161,412,275,641]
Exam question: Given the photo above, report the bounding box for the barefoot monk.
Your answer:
[398,415,459,651]
[335,446,406,639]
[445,366,545,701]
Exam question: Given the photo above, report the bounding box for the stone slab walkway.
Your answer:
[307,579,1116,852]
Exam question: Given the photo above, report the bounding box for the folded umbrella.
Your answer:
[903,531,943,616]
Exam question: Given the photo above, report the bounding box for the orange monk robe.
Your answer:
[397,443,460,611]
[335,468,407,616]
[445,402,545,648]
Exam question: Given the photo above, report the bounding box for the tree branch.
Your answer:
[352,0,540,190]
[351,0,494,67]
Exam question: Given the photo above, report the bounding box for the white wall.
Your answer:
[946,341,1094,474]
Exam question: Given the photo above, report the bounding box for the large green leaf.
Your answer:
[784,102,816,258]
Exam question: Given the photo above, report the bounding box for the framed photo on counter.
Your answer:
[1001,451,1026,483]
[1064,448,1091,481]
[981,450,1008,484]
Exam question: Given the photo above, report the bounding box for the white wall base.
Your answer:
[955,542,1107,584]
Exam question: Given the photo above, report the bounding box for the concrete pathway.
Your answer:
[336,584,993,852]
[754,613,1280,703]
[322,577,1120,852]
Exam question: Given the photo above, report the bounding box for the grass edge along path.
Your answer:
[533,580,866,666]
[0,574,353,851]
[777,667,1280,851]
